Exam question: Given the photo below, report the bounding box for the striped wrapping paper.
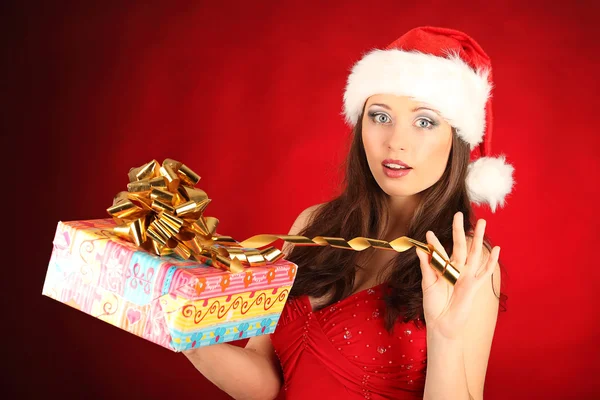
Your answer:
[42,218,297,352]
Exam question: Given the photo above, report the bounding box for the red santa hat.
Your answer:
[342,26,515,212]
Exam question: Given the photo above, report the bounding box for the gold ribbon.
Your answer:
[237,235,460,285]
[107,159,286,273]
[108,159,460,284]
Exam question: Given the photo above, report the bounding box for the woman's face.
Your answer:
[361,94,453,198]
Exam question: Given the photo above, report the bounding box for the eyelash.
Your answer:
[367,111,438,130]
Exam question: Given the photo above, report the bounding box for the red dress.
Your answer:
[270,282,427,399]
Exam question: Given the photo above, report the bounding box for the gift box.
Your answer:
[42,218,298,352]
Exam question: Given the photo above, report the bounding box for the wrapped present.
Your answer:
[42,218,297,352]
[42,158,301,352]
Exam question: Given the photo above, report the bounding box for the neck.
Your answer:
[384,193,421,240]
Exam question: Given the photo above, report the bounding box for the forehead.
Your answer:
[366,93,424,107]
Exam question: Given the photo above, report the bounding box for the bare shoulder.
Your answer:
[282,203,326,255]
[291,203,325,234]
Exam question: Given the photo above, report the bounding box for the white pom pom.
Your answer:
[466,155,515,212]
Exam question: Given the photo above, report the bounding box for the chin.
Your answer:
[375,179,416,197]
[383,188,417,198]
[375,174,434,199]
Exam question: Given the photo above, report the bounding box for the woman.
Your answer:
[183,26,513,400]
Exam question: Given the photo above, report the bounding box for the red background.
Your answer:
[6,1,600,399]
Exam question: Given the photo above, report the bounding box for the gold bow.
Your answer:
[107,159,285,273]
[108,159,460,284]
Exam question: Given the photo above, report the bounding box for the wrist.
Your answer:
[427,327,465,344]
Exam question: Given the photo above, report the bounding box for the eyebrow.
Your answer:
[369,103,441,115]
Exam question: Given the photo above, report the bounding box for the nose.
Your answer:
[386,123,408,151]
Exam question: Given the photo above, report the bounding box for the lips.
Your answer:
[382,159,412,169]
[382,164,412,178]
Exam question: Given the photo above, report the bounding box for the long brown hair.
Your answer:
[288,105,509,333]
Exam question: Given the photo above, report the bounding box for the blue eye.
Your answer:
[415,117,436,130]
[368,111,391,124]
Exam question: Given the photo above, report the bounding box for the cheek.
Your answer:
[432,139,451,158]
[361,132,378,159]
[425,135,452,173]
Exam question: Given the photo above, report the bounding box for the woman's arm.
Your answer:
[423,331,472,400]
[422,242,500,400]
[182,335,281,400]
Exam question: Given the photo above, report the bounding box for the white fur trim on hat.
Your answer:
[342,49,492,149]
[466,156,515,212]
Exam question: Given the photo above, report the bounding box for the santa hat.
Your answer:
[342,26,514,212]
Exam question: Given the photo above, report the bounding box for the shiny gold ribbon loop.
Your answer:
[151,188,175,204]
[259,247,285,263]
[428,245,460,285]
[128,160,159,182]
[174,201,197,216]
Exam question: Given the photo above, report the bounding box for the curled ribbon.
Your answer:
[108,159,460,284]
[107,159,286,273]
[237,235,460,285]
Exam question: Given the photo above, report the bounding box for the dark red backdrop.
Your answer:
[6,1,600,399]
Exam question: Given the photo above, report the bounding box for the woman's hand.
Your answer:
[415,212,500,340]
